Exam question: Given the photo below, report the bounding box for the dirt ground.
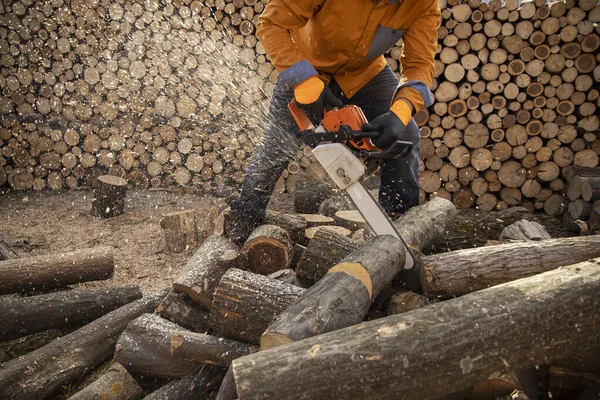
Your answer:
[0,187,233,294]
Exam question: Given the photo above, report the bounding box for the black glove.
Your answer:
[295,85,343,125]
[361,111,408,150]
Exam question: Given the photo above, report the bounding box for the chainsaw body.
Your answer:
[287,100,418,276]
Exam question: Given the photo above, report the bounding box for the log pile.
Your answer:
[2,188,600,399]
[415,0,600,214]
[0,0,596,217]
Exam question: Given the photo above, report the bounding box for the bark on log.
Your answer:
[421,236,600,298]
[69,362,144,400]
[232,262,600,400]
[295,228,358,283]
[261,235,405,350]
[114,313,200,379]
[264,210,307,244]
[155,290,210,333]
[91,175,128,218]
[173,235,245,310]
[142,366,226,400]
[0,246,114,295]
[242,224,293,275]
[0,286,142,343]
[170,330,258,366]
[208,268,304,344]
[0,292,166,400]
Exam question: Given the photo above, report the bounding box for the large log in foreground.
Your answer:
[421,235,600,298]
[0,246,115,294]
[69,362,144,400]
[173,235,245,310]
[0,286,142,342]
[0,291,166,400]
[232,261,600,400]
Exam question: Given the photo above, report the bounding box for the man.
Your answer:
[227,0,440,244]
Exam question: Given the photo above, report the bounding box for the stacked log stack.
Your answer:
[0,0,599,217]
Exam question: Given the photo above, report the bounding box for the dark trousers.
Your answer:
[232,66,421,220]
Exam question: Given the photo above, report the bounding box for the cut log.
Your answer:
[173,235,245,310]
[0,291,166,400]
[242,224,293,275]
[582,178,600,202]
[160,210,196,253]
[91,175,128,218]
[267,268,301,286]
[142,366,226,400]
[69,362,144,400]
[170,330,258,366]
[499,219,551,242]
[261,235,406,350]
[293,180,332,214]
[333,210,367,231]
[114,313,200,379]
[421,236,600,298]
[1,286,142,343]
[0,246,114,295]
[295,228,358,283]
[384,288,430,316]
[155,291,210,332]
[298,213,335,228]
[209,268,304,343]
[304,225,352,241]
[568,199,593,220]
[232,262,600,400]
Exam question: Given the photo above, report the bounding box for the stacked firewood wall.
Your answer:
[0,0,599,217]
[414,0,600,214]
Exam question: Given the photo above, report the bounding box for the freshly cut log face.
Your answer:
[242,224,293,275]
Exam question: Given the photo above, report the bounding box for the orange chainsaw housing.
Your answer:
[288,102,380,152]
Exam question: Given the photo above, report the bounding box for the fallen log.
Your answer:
[0,291,166,400]
[232,261,600,399]
[142,366,226,400]
[1,286,142,342]
[170,330,258,367]
[173,235,245,309]
[294,180,332,214]
[69,362,144,400]
[208,268,304,344]
[421,235,600,298]
[261,235,404,350]
[267,268,301,286]
[215,367,237,400]
[114,313,200,379]
[499,219,551,242]
[0,246,114,294]
[264,210,307,243]
[155,291,210,333]
[242,224,293,275]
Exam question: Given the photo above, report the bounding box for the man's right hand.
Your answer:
[294,76,342,125]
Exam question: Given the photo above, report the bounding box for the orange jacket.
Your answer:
[256,0,441,112]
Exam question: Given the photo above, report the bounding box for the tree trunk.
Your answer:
[421,236,600,298]
[208,268,304,344]
[1,286,141,343]
[242,224,293,275]
[170,330,258,367]
[142,366,226,400]
[155,290,210,333]
[91,175,128,218]
[0,246,114,295]
[261,235,405,350]
[69,362,144,400]
[114,313,200,379]
[0,291,166,400]
[173,235,245,310]
[232,262,600,400]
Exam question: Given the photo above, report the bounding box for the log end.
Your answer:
[260,331,294,351]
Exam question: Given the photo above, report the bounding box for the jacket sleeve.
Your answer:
[393,0,441,112]
[255,0,325,73]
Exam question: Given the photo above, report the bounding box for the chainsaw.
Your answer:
[289,101,417,271]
